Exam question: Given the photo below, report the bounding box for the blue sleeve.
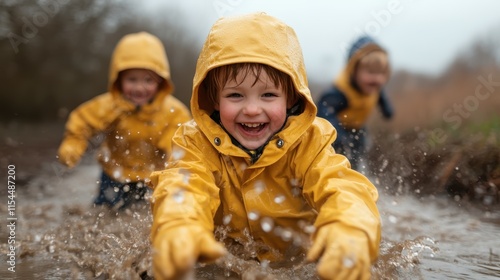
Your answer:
[378,89,394,119]
[316,87,348,127]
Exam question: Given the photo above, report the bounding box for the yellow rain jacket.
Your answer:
[151,13,380,263]
[58,32,191,182]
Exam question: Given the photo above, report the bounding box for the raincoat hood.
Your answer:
[108,31,174,103]
[191,12,317,161]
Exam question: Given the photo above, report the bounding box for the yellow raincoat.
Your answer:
[58,32,191,182]
[150,12,380,265]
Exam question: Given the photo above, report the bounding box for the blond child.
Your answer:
[58,32,191,209]
[150,13,381,279]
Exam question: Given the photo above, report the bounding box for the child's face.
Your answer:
[215,69,287,150]
[354,52,389,95]
[120,69,161,106]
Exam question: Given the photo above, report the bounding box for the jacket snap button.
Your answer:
[276,139,284,148]
[214,137,221,146]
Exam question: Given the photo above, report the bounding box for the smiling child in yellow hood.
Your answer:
[57,32,191,209]
[150,13,381,280]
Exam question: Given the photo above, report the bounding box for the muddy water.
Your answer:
[1,161,500,279]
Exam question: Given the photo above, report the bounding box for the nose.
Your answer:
[374,72,387,85]
[127,80,146,92]
[242,100,262,115]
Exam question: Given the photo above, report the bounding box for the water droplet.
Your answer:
[48,244,55,253]
[123,185,130,192]
[248,211,259,221]
[173,190,185,203]
[281,229,292,241]
[113,169,122,179]
[274,194,285,204]
[254,180,265,194]
[304,225,315,234]
[180,169,191,184]
[342,256,355,268]
[260,217,274,232]
[388,215,397,223]
[223,214,232,225]
[172,148,185,160]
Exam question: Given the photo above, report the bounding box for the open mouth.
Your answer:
[240,123,266,133]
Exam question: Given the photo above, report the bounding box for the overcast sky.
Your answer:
[145,0,500,83]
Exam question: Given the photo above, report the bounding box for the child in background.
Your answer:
[57,32,191,209]
[317,36,394,171]
[149,13,381,280]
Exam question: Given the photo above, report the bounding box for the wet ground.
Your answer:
[1,122,500,279]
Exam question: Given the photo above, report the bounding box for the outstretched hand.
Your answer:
[306,223,371,280]
[152,224,227,280]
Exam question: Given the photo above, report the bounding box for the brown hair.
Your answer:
[202,63,300,109]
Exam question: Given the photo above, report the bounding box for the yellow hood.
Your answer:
[108,31,174,98]
[192,12,317,158]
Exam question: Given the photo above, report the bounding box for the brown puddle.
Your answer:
[1,162,499,279]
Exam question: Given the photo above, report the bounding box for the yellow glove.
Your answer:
[306,223,371,280]
[57,138,87,168]
[152,224,227,280]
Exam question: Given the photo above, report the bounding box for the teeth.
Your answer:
[242,123,263,128]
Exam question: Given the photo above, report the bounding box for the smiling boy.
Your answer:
[150,13,381,280]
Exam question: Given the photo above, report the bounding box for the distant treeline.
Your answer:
[384,35,500,131]
[0,0,199,121]
[1,1,499,123]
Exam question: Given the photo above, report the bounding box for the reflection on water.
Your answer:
[0,163,499,279]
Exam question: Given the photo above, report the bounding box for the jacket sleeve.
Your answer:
[316,87,348,128]
[156,97,192,157]
[300,119,381,262]
[57,93,132,167]
[150,123,220,239]
[378,89,394,119]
